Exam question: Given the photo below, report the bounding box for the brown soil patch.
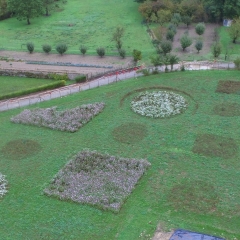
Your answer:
[168,180,219,214]
[192,134,238,159]
[112,123,147,144]
[213,102,240,117]
[1,139,41,160]
[172,23,218,59]
[216,80,240,94]
[0,50,132,78]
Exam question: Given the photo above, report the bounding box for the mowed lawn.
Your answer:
[0,0,155,58]
[219,26,240,60]
[1,71,240,239]
[0,76,59,97]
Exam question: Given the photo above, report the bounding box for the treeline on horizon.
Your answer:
[136,0,240,23]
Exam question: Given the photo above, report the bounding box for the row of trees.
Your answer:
[138,0,240,23]
[25,42,127,58]
[0,0,65,24]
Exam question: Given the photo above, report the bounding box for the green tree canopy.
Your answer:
[228,18,240,43]
[8,0,43,24]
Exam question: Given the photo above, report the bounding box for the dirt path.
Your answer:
[0,50,132,79]
[172,23,218,59]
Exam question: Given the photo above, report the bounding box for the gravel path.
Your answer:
[0,50,132,79]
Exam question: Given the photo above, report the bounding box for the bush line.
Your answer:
[0,80,66,100]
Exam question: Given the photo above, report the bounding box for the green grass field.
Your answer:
[0,76,59,96]
[0,0,155,59]
[1,70,240,239]
[219,26,240,60]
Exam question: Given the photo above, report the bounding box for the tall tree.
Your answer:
[203,0,240,21]
[228,17,240,43]
[0,0,8,16]
[8,0,43,24]
[42,0,54,16]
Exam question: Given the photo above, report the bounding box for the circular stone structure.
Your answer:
[112,122,147,143]
[131,91,188,118]
[1,139,41,160]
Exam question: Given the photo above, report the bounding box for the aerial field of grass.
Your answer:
[1,70,240,239]
[0,0,155,58]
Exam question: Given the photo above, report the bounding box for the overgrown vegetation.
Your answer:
[11,103,105,132]
[44,150,151,212]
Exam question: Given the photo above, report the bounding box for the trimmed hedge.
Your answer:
[75,75,87,83]
[0,80,66,100]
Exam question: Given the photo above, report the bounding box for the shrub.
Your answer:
[75,75,87,83]
[169,54,179,71]
[96,47,105,57]
[132,49,142,63]
[195,40,203,53]
[80,45,87,55]
[234,57,240,70]
[182,15,192,28]
[195,23,206,36]
[56,43,68,55]
[212,42,222,58]
[118,49,126,58]
[26,42,34,53]
[180,34,192,51]
[150,55,163,67]
[168,24,177,35]
[48,73,69,81]
[42,44,52,54]
[166,30,175,42]
[171,13,181,26]
[141,69,151,76]
[160,40,172,55]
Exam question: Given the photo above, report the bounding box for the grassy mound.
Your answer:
[112,122,147,144]
[216,80,240,94]
[192,134,238,159]
[44,150,151,212]
[168,180,219,214]
[1,139,41,160]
